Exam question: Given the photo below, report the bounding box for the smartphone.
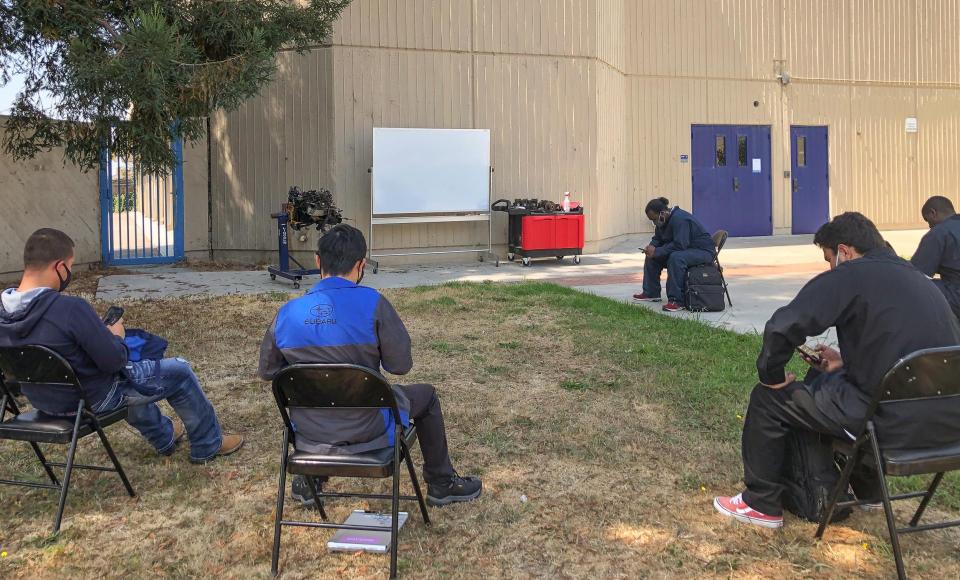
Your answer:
[102,306,124,326]
[796,344,822,366]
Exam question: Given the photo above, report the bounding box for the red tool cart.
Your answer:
[492,199,585,266]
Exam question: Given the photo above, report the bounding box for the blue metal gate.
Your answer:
[98,136,185,265]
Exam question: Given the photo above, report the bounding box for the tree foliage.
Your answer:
[0,0,351,174]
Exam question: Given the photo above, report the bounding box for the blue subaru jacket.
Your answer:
[258,277,412,454]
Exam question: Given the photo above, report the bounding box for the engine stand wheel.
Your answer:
[522,257,531,267]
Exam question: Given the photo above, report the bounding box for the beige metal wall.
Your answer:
[0,117,100,278]
[210,0,960,258]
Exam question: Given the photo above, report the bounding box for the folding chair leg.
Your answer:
[816,446,859,540]
[390,434,401,580]
[304,475,328,521]
[869,424,907,580]
[716,261,732,306]
[401,440,430,525]
[909,472,944,528]
[93,422,135,497]
[53,403,85,534]
[271,430,290,577]
[29,442,61,487]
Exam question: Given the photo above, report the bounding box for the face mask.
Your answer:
[834,250,843,269]
[357,265,365,285]
[55,262,72,292]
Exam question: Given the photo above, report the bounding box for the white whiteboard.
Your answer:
[372,128,491,215]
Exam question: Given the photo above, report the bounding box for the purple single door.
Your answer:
[691,125,772,237]
[791,126,830,234]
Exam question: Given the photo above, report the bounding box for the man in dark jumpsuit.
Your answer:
[633,197,716,312]
[911,195,960,319]
[714,212,960,528]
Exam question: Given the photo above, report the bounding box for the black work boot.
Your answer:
[290,475,328,507]
[426,472,482,507]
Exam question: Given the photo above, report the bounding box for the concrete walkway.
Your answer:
[96,229,926,336]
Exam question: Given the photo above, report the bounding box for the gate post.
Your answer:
[172,135,185,259]
[98,145,112,264]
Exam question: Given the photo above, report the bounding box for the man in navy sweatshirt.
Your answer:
[0,229,243,463]
[633,197,717,312]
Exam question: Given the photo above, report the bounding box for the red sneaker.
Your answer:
[662,302,684,312]
[632,292,661,302]
[713,494,783,528]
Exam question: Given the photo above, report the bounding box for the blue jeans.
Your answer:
[643,249,716,303]
[93,358,223,462]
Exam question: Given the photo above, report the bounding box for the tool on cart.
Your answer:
[268,187,344,289]
[492,198,585,267]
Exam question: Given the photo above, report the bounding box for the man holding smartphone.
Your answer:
[713,213,960,528]
[0,229,243,463]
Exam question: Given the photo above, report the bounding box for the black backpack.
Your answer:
[782,430,852,522]
[685,264,725,312]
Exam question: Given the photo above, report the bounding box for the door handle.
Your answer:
[792,178,799,193]
[733,177,740,192]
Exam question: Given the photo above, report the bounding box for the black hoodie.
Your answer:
[0,289,128,414]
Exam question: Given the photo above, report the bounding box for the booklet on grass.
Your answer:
[327,510,409,554]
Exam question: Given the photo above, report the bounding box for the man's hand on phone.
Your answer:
[762,372,797,390]
[815,345,843,373]
[107,319,126,340]
[643,245,656,258]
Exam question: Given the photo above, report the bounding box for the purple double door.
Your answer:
[691,125,772,237]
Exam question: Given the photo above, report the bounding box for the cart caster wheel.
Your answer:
[507,253,515,262]
[556,256,564,261]
[293,282,300,290]
[479,255,484,263]
[495,258,500,267]
[270,274,276,281]
[574,255,581,264]
[522,257,531,267]
[373,267,379,274]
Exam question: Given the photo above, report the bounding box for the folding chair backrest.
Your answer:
[0,346,82,407]
[878,347,960,403]
[712,230,729,254]
[271,364,402,431]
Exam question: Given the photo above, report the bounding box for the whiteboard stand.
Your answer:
[368,167,499,274]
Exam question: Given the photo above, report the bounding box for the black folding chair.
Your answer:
[816,346,960,579]
[711,230,733,306]
[0,345,136,534]
[270,364,431,579]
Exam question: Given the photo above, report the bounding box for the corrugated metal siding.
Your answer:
[473,0,596,57]
[211,49,335,253]
[332,0,472,51]
[784,0,851,80]
[208,0,960,256]
[331,47,478,250]
[852,0,917,83]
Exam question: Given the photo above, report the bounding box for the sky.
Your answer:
[0,73,24,114]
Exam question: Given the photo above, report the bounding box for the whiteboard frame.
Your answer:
[368,128,498,271]
[371,128,491,216]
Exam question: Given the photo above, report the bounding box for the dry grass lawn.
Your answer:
[0,281,959,578]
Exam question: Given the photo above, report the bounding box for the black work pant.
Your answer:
[740,373,879,515]
[396,383,455,485]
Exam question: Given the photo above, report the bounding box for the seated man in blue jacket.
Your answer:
[633,197,717,312]
[258,224,481,508]
[0,229,243,463]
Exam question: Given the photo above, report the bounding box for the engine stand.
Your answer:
[267,210,320,290]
